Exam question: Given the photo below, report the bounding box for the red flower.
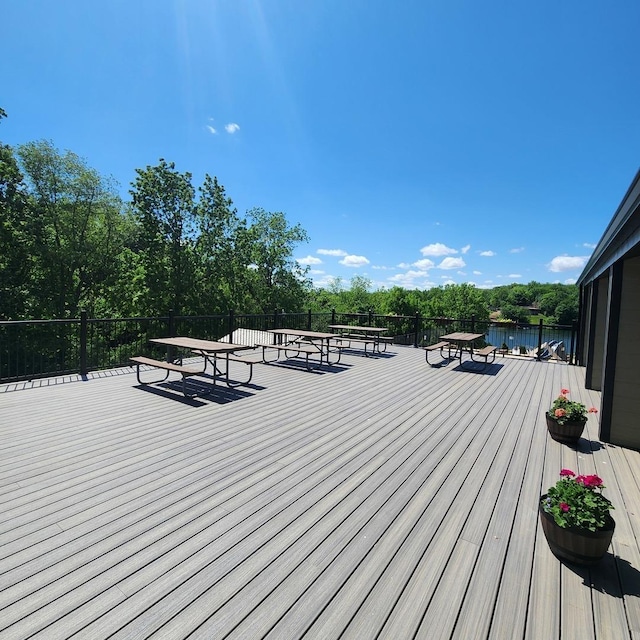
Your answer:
[561,388,570,395]
[554,408,566,418]
[560,502,570,512]
[582,474,604,488]
[559,469,575,477]
[588,407,598,414]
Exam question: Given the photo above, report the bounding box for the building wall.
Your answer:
[587,276,609,391]
[609,256,640,448]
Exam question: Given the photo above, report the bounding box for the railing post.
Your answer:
[331,308,336,324]
[273,308,279,330]
[570,320,577,365]
[414,311,421,348]
[80,310,88,377]
[228,309,235,344]
[536,319,544,361]
[368,309,373,326]
[471,314,476,332]
[307,309,312,331]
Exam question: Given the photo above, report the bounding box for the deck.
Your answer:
[1,346,640,639]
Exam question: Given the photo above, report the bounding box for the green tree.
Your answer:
[193,175,250,313]
[498,303,531,324]
[15,140,126,318]
[244,207,310,313]
[129,160,197,315]
[555,300,578,325]
[426,283,490,321]
[0,116,31,318]
[373,285,420,317]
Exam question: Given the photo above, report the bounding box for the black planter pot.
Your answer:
[539,496,615,565]
[545,412,586,445]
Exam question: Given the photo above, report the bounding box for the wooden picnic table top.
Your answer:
[150,336,252,353]
[440,331,485,342]
[329,325,388,333]
[268,328,338,340]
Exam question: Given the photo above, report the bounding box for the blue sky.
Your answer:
[2,0,639,290]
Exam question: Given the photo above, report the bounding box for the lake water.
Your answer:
[485,325,574,355]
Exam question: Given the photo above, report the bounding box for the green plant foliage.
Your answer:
[542,469,613,531]
[548,388,598,425]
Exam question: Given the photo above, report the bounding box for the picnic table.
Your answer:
[328,324,390,356]
[130,336,257,396]
[439,331,496,369]
[256,328,342,370]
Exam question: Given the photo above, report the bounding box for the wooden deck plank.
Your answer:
[82,361,482,638]
[210,365,513,639]
[488,360,560,639]
[268,360,534,639]
[0,348,638,639]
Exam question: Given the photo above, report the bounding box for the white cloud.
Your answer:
[583,242,596,249]
[548,255,589,272]
[206,125,217,134]
[397,262,411,269]
[388,270,436,289]
[313,274,340,288]
[442,278,456,285]
[318,248,348,257]
[508,274,522,279]
[460,244,471,254]
[479,250,496,257]
[510,247,525,253]
[457,271,467,276]
[564,277,577,285]
[420,243,458,257]
[473,270,482,275]
[340,254,370,267]
[438,257,466,270]
[296,255,323,265]
[412,258,435,270]
[225,123,240,134]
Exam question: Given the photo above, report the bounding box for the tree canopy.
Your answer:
[0,134,312,319]
[0,119,579,323]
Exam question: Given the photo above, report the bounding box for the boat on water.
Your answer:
[536,340,566,361]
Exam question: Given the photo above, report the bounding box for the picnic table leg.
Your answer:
[223,354,255,387]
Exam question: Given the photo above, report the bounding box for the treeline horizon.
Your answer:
[1,111,577,325]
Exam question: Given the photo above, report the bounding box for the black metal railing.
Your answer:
[0,311,576,383]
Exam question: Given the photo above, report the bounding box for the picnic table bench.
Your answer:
[424,334,497,371]
[469,345,497,369]
[328,325,390,356]
[422,341,452,365]
[130,356,205,398]
[257,329,343,371]
[131,337,258,397]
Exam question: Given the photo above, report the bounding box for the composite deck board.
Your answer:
[1,347,639,639]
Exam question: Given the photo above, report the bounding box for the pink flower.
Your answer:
[554,408,566,418]
[561,388,570,395]
[559,469,575,477]
[560,502,570,512]
[582,474,603,488]
[588,407,598,414]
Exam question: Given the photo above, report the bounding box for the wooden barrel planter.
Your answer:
[545,412,586,445]
[539,496,615,565]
